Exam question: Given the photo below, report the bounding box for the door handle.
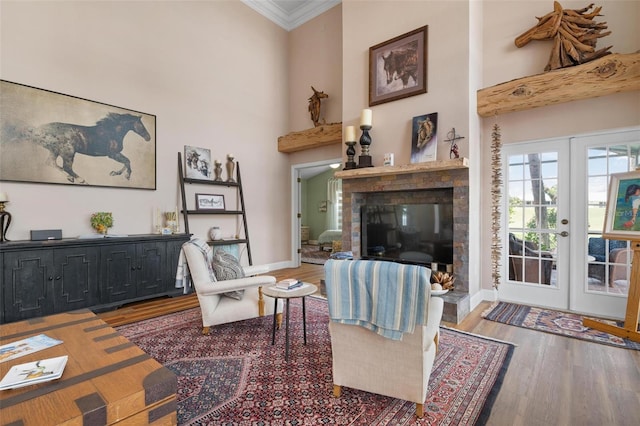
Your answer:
[556,231,569,237]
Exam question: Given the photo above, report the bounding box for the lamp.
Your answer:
[0,192,11,243]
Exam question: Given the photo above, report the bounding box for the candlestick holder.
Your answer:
[344,141,357,170]
[358,125,373,168]
[0,201,12,243]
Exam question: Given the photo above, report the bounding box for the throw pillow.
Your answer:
[212,251,246,300]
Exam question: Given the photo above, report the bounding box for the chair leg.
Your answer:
[333,384,342,398]
[202,326,210,335]
[416,403,424,418]
[434,333,439,353]
[258,286,265,316]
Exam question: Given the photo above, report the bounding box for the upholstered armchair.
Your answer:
[324,259,444,418]
[181,241,281,335]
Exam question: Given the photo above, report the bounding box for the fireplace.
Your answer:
[335,159,470,323]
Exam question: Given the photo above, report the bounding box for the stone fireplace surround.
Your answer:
[335,159,470,323]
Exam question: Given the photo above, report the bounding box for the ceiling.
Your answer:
[241,0,341,31]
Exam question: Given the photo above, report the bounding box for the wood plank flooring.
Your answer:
[98,263,640,425]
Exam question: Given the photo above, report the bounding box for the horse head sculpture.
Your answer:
[515,1,612,71]
[308,86,328,127]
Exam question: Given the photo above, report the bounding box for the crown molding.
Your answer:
[241,0,341,31]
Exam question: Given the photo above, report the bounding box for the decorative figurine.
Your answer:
[308,86,328,127]
[444,128,465,159]
[226,154,236,182]
[214,160,223,182]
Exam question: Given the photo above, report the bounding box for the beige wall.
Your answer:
[1,0,638,291]
[286,4,344,167]
[341,0,639,298]
[0,0,291,266]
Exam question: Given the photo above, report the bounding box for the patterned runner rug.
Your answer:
[117,297,514,425]
[482,301,640,350]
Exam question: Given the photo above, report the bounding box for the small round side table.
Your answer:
[262,283,317,361]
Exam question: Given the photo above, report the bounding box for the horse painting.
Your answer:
[381,43,418,88]
[30,113,151,184]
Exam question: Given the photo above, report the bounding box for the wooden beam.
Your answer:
[477,52,640,117]
[335,158,469,180]
[277,123,342,153]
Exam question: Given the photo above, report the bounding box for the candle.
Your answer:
[360,109,372,127]
[345,126,356,142]
[0,192,7,202]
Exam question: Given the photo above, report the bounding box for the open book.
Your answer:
[0,355,68,390]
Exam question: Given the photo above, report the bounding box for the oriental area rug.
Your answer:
[117,297,514,425]
[482,301,640,351]
[301,244,331,265]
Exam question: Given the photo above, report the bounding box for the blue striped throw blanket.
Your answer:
[324,259,431,340]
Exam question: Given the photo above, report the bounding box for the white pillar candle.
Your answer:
[0,192,7,202]
[360,109,372,127]
[345,126,356,142]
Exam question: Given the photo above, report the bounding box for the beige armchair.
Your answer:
[181,242,281,334]
[324,259,444,418]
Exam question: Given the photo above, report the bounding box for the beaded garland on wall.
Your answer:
[491,123,502,289]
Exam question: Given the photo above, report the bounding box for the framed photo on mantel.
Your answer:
[411,112,438,164]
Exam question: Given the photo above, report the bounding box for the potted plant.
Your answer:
[90,212,113,235]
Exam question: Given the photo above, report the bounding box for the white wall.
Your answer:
[0,1,291,266]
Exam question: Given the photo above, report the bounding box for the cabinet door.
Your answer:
[53,247,99,312]
[100,244,137,303]
[2,250,54,322]
[136,242,167,297]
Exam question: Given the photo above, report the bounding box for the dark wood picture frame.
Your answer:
[195,193,225,211]
[0,80,156,190]
[369,25,428,107]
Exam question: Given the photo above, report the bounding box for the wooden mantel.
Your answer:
[335,157,469,180]
[277,122,342,153]
[477,52,640,117]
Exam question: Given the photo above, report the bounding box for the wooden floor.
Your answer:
[98,263,640,425]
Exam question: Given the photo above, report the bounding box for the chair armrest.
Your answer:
[610,247,632,264]
[196,275,276,296]
[423,296,444,342]
[243,264,270,276]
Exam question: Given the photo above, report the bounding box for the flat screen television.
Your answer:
[361,203,453,266]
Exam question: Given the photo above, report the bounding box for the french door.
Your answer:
[501,128,639,319]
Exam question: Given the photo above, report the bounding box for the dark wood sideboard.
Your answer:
[0,233,190,324]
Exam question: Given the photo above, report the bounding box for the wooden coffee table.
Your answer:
[0,310,177,425]
[262,283,318,361]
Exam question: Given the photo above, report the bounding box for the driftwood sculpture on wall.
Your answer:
[308,86,328,127]
[515,1,612,71]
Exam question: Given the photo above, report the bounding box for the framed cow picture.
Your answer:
[369,25,428,106]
